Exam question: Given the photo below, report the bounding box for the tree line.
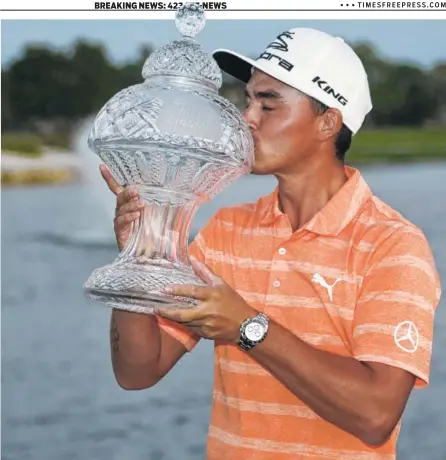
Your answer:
[2,40,446,135]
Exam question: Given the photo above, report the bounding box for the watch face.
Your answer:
[245,321,265,342]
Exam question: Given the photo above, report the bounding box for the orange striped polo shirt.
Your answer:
[157,166,441,460]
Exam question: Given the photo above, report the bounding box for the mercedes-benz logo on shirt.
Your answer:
[394,321,420,353]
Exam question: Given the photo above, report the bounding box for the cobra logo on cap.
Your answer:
[267,31,296,53]
[257,31,296,73]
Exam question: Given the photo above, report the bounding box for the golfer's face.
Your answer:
[244,70,320,175]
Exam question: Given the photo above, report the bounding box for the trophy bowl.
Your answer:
[83,3,254,314]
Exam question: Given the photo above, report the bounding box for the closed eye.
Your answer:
[245,88,282,113]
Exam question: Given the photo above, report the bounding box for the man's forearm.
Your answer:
[248,319,407,445]
[110,309,162,389]
[156,261,414,444]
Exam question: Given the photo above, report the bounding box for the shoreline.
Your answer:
[1,150,83,186]
[2,149,445,187]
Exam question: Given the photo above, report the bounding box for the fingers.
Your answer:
[114,199,145,228]
[189,256,224,286]
[99,164,122,196]
[163,284,211,301]
[116,199,145,216]
[100,165,141,213]
[99,164,141,211]
[114,212,141,227]
[116,185,140,207]
[157,306,206,324]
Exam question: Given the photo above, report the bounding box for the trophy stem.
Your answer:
[83,186,206,314]
[118,186,201,267]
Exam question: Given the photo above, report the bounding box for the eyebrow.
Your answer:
[245,89,284,101]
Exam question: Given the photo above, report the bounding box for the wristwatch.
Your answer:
[237,312,269,351]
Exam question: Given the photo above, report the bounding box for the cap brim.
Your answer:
[212,49,257,83]
[213,48,294,91]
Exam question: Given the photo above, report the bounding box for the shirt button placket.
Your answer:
[270,247,287,291]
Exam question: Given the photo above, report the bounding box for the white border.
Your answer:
[1,11,446,19]
[1,0,446,19]
[1,0,446,9]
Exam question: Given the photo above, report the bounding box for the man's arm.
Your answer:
[109,234,208,390]
[110,309,188,390]
[248,322,414,446]
[160,227,440,446]
[161,280,416,445]
[250,227,439,445]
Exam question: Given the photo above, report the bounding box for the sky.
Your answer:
[1,19,446,69]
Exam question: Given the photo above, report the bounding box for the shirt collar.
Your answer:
[258,166,372,236]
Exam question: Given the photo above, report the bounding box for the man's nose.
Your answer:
[243,106,259,132]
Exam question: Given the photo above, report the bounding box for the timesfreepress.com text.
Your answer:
[357,1,446,7]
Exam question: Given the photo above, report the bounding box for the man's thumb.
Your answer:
[189,256,224,286]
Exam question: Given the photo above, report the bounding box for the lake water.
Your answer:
[2,162,446,460]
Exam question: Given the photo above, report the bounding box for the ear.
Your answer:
[317,108,343,142]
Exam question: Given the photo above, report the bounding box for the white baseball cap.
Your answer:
[213,28,373,135]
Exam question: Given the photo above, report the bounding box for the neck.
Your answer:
[275,156,348,233]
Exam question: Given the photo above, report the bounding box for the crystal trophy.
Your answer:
[83,3,254,314]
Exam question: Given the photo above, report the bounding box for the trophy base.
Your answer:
[84,259,204,315]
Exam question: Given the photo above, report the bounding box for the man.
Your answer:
[100,28,441,459]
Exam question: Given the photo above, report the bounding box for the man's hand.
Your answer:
[100,164,145,251]
[158,257,256,343]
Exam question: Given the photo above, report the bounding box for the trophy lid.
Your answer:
[142,3,222,90]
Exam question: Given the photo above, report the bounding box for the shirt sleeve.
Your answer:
[352,226,441,388]
[156,220,214,352]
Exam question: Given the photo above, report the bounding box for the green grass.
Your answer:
[38,131,71,150]
[349,127,446,163]
[1,133,44,157]
[1,130,71,157]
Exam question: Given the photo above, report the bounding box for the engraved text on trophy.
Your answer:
[156,92,222,140]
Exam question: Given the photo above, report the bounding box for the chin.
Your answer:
[250,162,275,176]
[250,149,266,175]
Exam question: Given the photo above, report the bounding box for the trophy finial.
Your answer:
[175,3,205,38]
